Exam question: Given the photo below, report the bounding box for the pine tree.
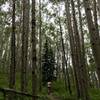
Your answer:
[42,39,55,85]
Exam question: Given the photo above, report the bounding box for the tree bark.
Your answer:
[39,0,42,91]
[97,0,100,18]
[83,0,100,87]
[21,0,29,93]
[77,0,89,99]
[9,0,16,99]
[93,0,100,38]
[65,0,81,98]
[9,0,16,89]
[59,17,72,95]
[32,0,37,99]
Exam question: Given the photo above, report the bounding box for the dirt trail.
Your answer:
[47,94,60,100]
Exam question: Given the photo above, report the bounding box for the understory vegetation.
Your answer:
[0,72,100,100]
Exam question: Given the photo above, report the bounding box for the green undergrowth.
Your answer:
[0,72,100,100]
[52,80,76,100]
[89,88,100,100]
[0,72,8,88]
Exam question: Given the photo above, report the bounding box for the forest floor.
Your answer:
[0,72,100,100]
[47,93,76,100]
[47,94,60,100]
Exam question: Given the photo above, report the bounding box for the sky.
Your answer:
[1,2,10,12]
[1,0,100,36]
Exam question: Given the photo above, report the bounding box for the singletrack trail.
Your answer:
[47,94,60,100]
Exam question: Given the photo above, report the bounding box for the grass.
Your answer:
[0,72,8,88]
[0,72,100,100]
[90,88,100,100]
[52,80,76,100]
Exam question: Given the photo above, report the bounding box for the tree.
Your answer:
[58,17,72,95]
[65,0,89,99]
[9,0,16,99]
[65,0,81,98]
[39,0,42,91]
[21,0,29,93]
[9,0,16,89]
[32,0,37,99]
[97,0,100,18]
[93,0,99,39]
[42,39,55,85]
[83,0,100,87]
[71,0,89,99]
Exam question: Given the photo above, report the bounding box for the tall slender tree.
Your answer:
[93,0,99,38]
[65,0,81,98]
[77,0,89,90]
[32,0,37,99]
[9,0,16,91]
[21,0,29,92]
[65,0,89,99]
[83,0,100,87]
[59,17,72,95]
[97,0,100,18]
[9,0,16,99]
[39,0,42,91]
[16,1,22,72]
[71,0,87,99]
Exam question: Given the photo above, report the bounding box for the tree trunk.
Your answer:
[65,0,81,98]
[59,17,72,95]
[16,1,22,72]
[39,0,42,92]
[97,0,100,18]
[83,0,100,87]
[93,0,100,38]
[9,0,16,99]
[9,0,16,89]
[71,0,88,99]
[56,42,61,80]
[32,0,37,99]
[77,0,89,99]
[21,0,29,93]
